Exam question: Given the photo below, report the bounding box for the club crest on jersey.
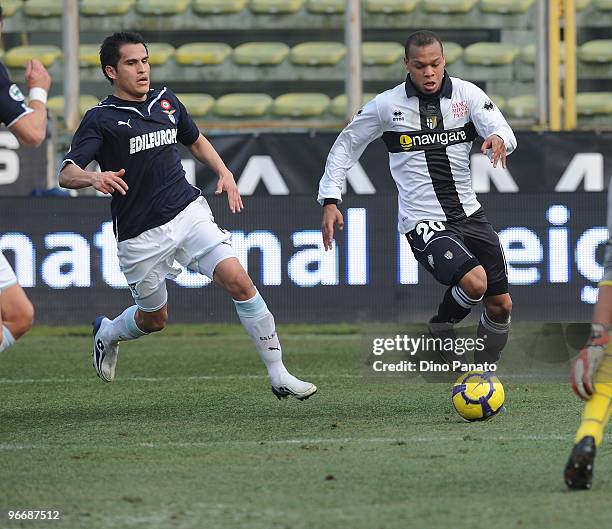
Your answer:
[160,99,176,124]
[425,116,438,129]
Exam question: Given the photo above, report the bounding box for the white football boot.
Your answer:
[92,316,119,382]
[271,371,317,401]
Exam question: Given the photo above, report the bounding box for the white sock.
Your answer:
[234,291,287,386]
[0,326,15,353]
[100,305,147,344]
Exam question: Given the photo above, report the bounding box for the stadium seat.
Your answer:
[576,92,612,115]
[463,42,519,65]
[174,43,232,65]
[579,40,612,63]
[443,42,463,64]
[593,0,612,10]
[175,93,215,116]
[330,93,377,117]
[79,45,101,67]
[365,0,420,14]
[4,45,62,68]
[422,0,478,13]
[575,0,590,9]
[192,0,247,13]
[136,0,190,14]
[505,94,535,118]
[22,0,63,16]
[479,0,533,14]
[249,0,305,14]
[290,42,346,66]
[1,0,23,17]
[47,95,100,120]
[362,42,404,66]
[519,43,564,64]
[80,0,135,15]
[213,93,273,117]
[307,0,344,13]
[232,42,290,65]
[272,93,330,117]
[146,43,176,65]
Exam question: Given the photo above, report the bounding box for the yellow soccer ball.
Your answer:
[452,370,505,421]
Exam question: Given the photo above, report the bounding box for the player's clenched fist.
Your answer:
[92,168,129,196]
[321,204,344,251]
[25,59,51,92]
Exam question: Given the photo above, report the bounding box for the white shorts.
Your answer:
[117,197,235,312]
[0,251,18,293]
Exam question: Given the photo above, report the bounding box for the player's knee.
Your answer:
[459,267,487,299]
[12,300,35,339]
[487,296,512,321]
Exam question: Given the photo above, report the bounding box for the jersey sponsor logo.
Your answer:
[382,123,477,153]
[117,119,132,128]
[451,101,469,119]
[129,128,178,154]
[9,84,25,102]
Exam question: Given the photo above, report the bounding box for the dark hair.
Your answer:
[100,32,148,84]
[405,30,443,57]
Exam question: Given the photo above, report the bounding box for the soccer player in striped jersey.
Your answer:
[566,184,612,490]
[318,30,517,367]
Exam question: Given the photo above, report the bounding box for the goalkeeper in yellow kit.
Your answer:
[565,186,612,490]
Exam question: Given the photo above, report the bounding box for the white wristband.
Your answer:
[29,87,48,105]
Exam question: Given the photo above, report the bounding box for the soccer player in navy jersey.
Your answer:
[59,32,316,400]
[0,4,51,355]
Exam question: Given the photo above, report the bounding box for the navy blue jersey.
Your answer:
[61,87,201,241]
[0,62,32,127]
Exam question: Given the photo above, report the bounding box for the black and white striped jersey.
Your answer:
[317,73,517,233]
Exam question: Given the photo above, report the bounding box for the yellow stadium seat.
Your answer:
[307,0,344,13]
[479,0,534,14]
[214,93,273,117]
[47,95,100,120]
[135,0,190,15]
[176,93,215,116]
[365,0,420,14]
[576,92,612,115]
[79,45,101,67]
[272,93,330,117]
[23,0,63,17]
[290,42,346,66]
[579,40,612,63]
[593,0,612,10]
[520,43,564,64]
[175,43,232,65]
[192,0,247,13]
[146,43,176,65]
[330,93,377,117]
[362,42,404,66]
[4,45,62,68]
[249,0,304,14]
[1,1,23,18]
[463,42,518,65]
[80,0,135,15]
[422,0,478,13]
[443,42,463,64]
[575,0,590,9]
[506,95,535,118]
[489,95,506,112]
[232,42,290,66]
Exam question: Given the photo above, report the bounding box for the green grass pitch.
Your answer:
[1,324,610,529]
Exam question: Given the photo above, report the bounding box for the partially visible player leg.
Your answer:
[0,283,35,353]
[209,255,316,400]
[476,293,512,364]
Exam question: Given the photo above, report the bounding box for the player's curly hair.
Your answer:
[405,30,443,58]
[100,32,148,84]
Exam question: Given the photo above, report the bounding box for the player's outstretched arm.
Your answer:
[8,60,51,147]
[321,203,344,251]
[188,134,243,213]
[59,163,128,196]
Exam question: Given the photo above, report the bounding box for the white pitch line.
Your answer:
[0,373,361,385]
[1,433,601,452]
